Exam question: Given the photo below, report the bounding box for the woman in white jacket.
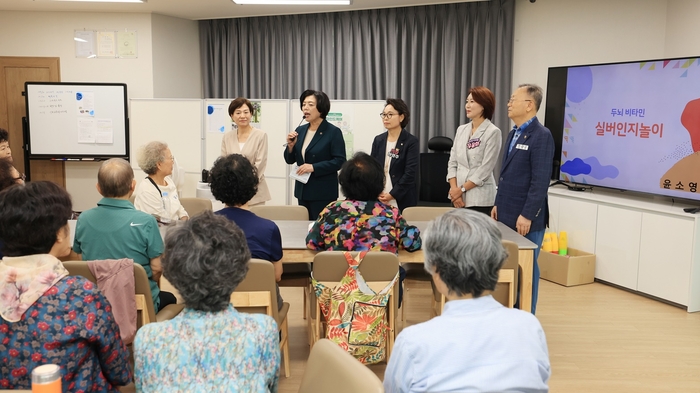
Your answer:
[447,86,502,215]
[134,141,189,222]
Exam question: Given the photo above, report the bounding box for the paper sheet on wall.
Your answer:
[206,104,228,133]
[96,119,114,144]
[117,30,138,58]
[97,31,116,58]
[78,118,96,143]
[76,91,95,117]
[327,110,354,157]
[74,30,96,58]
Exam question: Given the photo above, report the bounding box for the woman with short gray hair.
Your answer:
[133,141,188,222]
[384,209,551,393]
[134,211,280,392]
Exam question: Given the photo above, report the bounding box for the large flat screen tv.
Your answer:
[544,56,700,202]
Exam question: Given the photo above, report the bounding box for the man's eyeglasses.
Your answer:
[508,98,533,104]
[15,173,26,182]
[379,112,398,119]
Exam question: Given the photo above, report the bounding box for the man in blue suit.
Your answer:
[491,84,554,315]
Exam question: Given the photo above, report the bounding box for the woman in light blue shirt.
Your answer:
[384,209,550,393]
[134,211,280,392]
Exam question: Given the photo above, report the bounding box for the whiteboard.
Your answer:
[26,82,129,159]
[129,99,202,173]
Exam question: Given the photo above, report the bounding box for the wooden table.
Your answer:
[274,220,537,313]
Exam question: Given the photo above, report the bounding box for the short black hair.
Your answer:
[0,128,8,143]
[228,97,255,117]
[0,158,18,192]
[162,211,251,312]
[210,154,258,207]
[300,90,331,119]
[385,98,410,129]
[339,152,385,201]
[0,181,73,256]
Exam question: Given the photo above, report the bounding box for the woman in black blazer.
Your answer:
[284,90,346,220]
[370,98,419,212]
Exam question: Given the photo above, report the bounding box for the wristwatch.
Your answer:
[460,186,466,193]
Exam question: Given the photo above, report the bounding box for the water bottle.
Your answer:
[32,364,61,393]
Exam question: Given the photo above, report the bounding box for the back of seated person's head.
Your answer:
[0,181,73,257]
[423,209,508,298]
[97,158,134,198]
[210,154,258,207]
[162,210,251,312]
[339,152,385,201]
[0,158,20,192]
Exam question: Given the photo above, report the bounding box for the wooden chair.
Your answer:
[232,259,291,378]
[62,260,184,328]
[179,197,213,217]
[297,339,384,393]
[308,251,399,361]
[400,206,454,321]
[250,204,311,319]
[431,240,520,316]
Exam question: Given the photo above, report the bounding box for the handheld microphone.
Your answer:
[291,115,305,142]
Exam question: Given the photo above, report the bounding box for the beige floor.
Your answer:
[277,279,700,393]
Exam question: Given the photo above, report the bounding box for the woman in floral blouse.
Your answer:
[134,211,280,392]
[306,152,421,305]
[0,181,131,392]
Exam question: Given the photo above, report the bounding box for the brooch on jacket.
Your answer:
[467,138,481,149]
[387,148,400,159]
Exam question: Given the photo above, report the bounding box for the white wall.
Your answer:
[513,0,668,117]
[0,11,202,211]
[664,0,700,57]
[151,14,202,99]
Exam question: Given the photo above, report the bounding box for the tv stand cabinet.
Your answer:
[548,187,700,312]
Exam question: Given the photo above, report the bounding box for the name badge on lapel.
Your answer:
[467,138,481,149]
[387,148,400,159]
[516,144,529,151]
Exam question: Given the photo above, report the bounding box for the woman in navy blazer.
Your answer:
[370,98,419,212]
[284,90,346,220]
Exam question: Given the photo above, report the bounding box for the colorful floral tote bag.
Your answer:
[311,251,399,364]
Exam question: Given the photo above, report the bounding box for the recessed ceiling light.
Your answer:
[233,0,351,4]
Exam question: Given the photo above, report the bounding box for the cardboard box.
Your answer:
[538,248,595,287]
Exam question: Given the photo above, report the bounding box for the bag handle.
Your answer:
[343,251,368,269]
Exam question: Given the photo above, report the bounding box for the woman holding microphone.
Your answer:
[283,89,346,220]
[447,86,502,215]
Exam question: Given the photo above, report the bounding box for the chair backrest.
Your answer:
[64,260,156,327]
[492,240,519,307]
[250,205,309,221]
[401,206,454,222]
[427,136,453,153]
[62,260,97,283]
[312,251,399,282]
[298,339,384,393]
[179,197,213,217]
[133,263,157,324]
[234,259,280,324]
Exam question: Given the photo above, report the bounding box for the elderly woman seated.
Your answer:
[383,209,551,393]
[210,153,284,308]
[134,211,280,392]
[0,181,131,391]
[306,152,420,305]
[134,141,188,222]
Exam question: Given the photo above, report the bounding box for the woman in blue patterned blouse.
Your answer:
[134,211,280,392]
[306,152,421,306]
[0,181,131,392]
